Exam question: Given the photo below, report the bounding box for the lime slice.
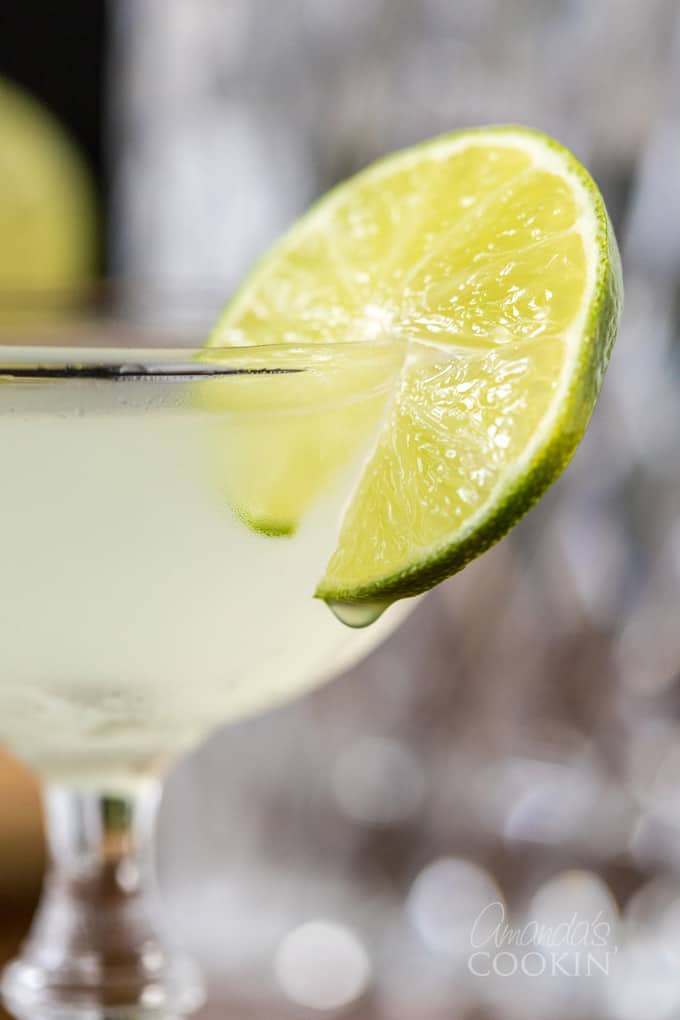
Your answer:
[0,75,95,294]
[210,126,622,604]
[196,343,404,537]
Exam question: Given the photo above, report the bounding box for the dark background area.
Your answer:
[0,2,108,270]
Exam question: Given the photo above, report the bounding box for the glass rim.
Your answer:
[0,339,404,380]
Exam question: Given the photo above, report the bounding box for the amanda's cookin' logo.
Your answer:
[468,901,618,978]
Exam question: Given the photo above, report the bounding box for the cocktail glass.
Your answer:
[0,300,410,1019]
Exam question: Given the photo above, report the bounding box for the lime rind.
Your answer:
[236,513,296,539]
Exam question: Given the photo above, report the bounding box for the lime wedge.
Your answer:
[0,75,95,294]
[196,343,404,537]
[210,126,622,604]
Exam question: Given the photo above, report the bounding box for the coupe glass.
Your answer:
[0,292,409,1019]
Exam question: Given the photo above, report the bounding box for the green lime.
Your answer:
[0,76,95,295]
[196,342,404,538]
[210,126,622,606]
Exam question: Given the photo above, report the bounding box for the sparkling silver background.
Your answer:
[112,2,680,1017]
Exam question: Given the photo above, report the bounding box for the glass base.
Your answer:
[2,952,204,1020]
[1,784,205,1019]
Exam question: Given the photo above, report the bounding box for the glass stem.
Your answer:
[2,782,204,1019]
[46,780,158,897]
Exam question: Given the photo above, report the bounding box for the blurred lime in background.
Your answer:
[0,75,95,294]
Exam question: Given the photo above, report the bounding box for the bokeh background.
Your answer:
[2,1,680,1018]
